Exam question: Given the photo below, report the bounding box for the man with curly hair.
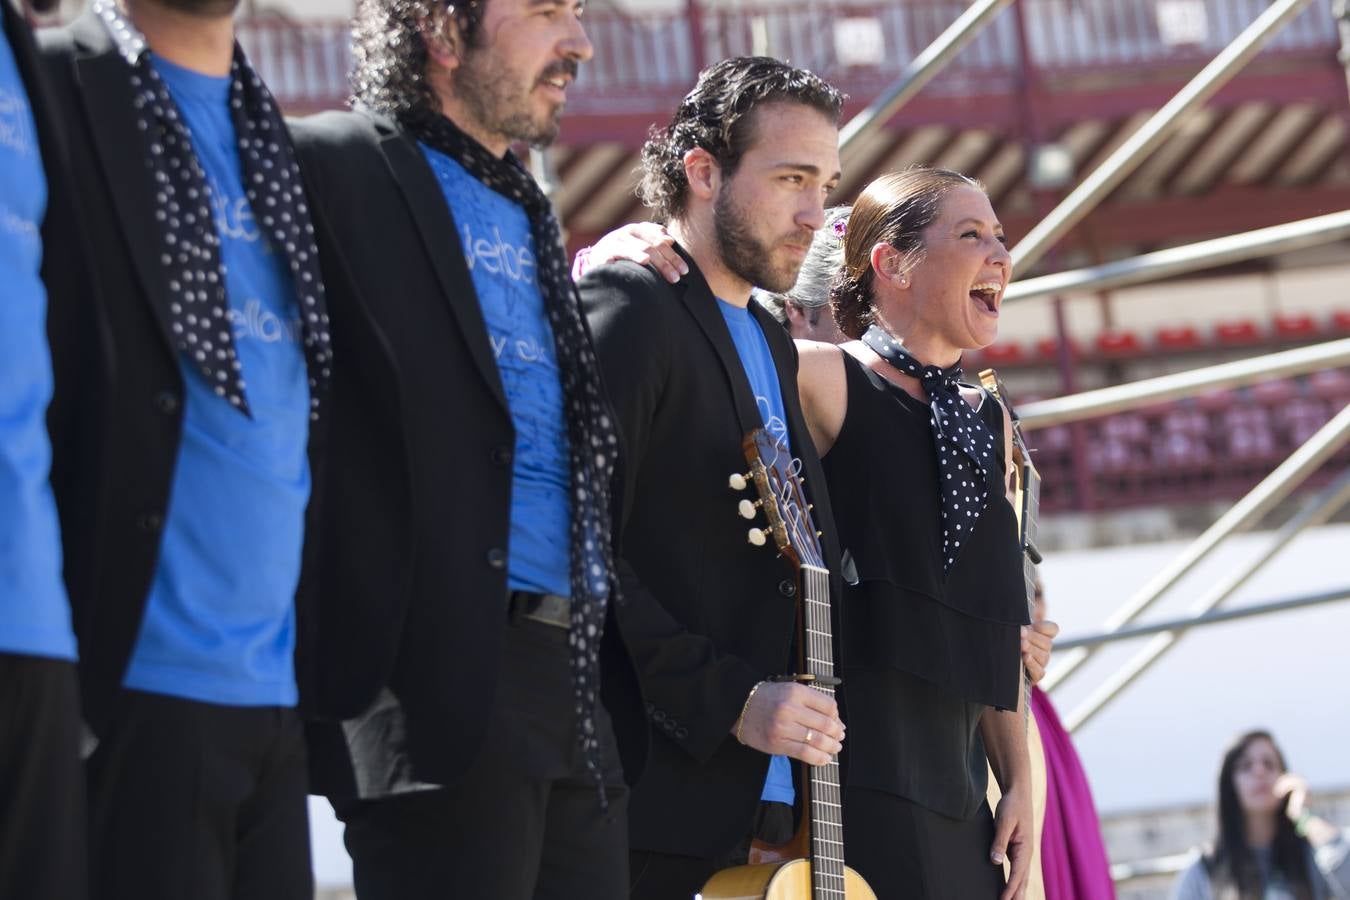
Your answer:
[289,2,645,898]
[577,56,848,899]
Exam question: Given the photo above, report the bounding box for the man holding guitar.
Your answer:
[579,57,849,899]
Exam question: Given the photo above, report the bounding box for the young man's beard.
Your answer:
[713,182,804,295]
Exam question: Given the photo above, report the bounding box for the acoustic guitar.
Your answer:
[979,369,1049,900]
[698,429,877,900]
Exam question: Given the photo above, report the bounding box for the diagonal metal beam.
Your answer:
[838,0,1017,155]
[1063,461,1350,732]
[1010,0,1320,272]
[1004,209,1350,304]
[1016,338,1350,430]
[1055,586,1350,652]
[1043,403,1350,697]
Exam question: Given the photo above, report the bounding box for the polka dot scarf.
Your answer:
[861,325,996,573]
[404,110,620,799]
[94,1,331,420]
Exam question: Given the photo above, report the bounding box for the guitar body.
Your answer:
[698,859,879,900]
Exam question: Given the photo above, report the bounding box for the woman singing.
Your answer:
[792,167,1032,899]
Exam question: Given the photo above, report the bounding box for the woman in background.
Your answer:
[1173,730,1349,900]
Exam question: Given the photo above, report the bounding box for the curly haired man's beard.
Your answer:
[713,182,805,295]
[454,49,573,150]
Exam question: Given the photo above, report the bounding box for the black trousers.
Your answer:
[0,653,86,900]
[844,787,1005,899]
[86,690,312,900]
[629,800,794,900]
[336,617,630,900]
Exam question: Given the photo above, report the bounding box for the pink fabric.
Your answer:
[1033,686,1118,900]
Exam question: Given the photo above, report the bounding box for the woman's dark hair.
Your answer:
[351,0,489,121]
[829,166,982,340]
[638,57,844,223]
[1206,730,1313,900]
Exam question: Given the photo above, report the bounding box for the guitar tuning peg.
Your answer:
[747,528,768,547]
[737,499,761,520]
[728,472,750,491]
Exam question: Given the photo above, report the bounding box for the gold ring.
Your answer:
[804,729,814,745]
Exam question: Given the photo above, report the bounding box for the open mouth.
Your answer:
[969,281,1001,315]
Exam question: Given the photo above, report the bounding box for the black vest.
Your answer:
[824,351,1027,820]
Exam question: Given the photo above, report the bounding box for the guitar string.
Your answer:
[761,438,847,893]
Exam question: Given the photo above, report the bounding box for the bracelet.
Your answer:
[735,680,768,745]
[1295,809,1313,838]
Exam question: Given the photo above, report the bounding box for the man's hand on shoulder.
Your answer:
[574,222,685,284]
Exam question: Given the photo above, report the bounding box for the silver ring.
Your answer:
[804,729,815,745]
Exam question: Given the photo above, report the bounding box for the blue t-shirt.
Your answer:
[121,57,311,706]
[718,298,795,806]
[421,144,575,598]
[0,28,75,661]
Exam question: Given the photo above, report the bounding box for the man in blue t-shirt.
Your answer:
[0,2,86,897]
[38,1,333,897]
[288,2,645,898]
[578,58,848,899]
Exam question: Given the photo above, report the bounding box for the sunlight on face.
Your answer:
[901,185,1011,355]
[453,0,593,149]
[713,102,841,294]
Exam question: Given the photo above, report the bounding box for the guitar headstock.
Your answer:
[728,428,825,570]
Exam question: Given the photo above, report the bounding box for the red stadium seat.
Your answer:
[1331,310,1350,334]
[1275,395,1330,446]
[1089,413,1150,475]
[1155,324,1201,351]
[1273,313,1318,340]
[980,342,1026,366]
[1219,402,1276,463]
[1152,406,1213,468]
[1036,337,1079,361]
[1308,368,1350,400]
[1095,329,1143,357]
[1250,379,1297,404]
[1215,320,1262,345]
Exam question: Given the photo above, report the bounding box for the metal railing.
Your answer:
[1055,586,1350,651]
[231,0,1340,113]
[1010,0,1323,271]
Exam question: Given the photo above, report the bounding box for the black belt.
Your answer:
[508,591,571,629]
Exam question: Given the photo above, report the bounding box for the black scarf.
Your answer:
[861,324,998,573]
[95,0,331,419]
[403,110,620,796]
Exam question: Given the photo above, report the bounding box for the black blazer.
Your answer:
[288,108,645,795]
[35,14,392,732]
[579,252,843,859]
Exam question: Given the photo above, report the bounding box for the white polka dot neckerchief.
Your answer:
[861,324,996,573]
[404,110,620,803]
[94,1,332,420]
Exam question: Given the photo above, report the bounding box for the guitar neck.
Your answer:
[801,563,846,900]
